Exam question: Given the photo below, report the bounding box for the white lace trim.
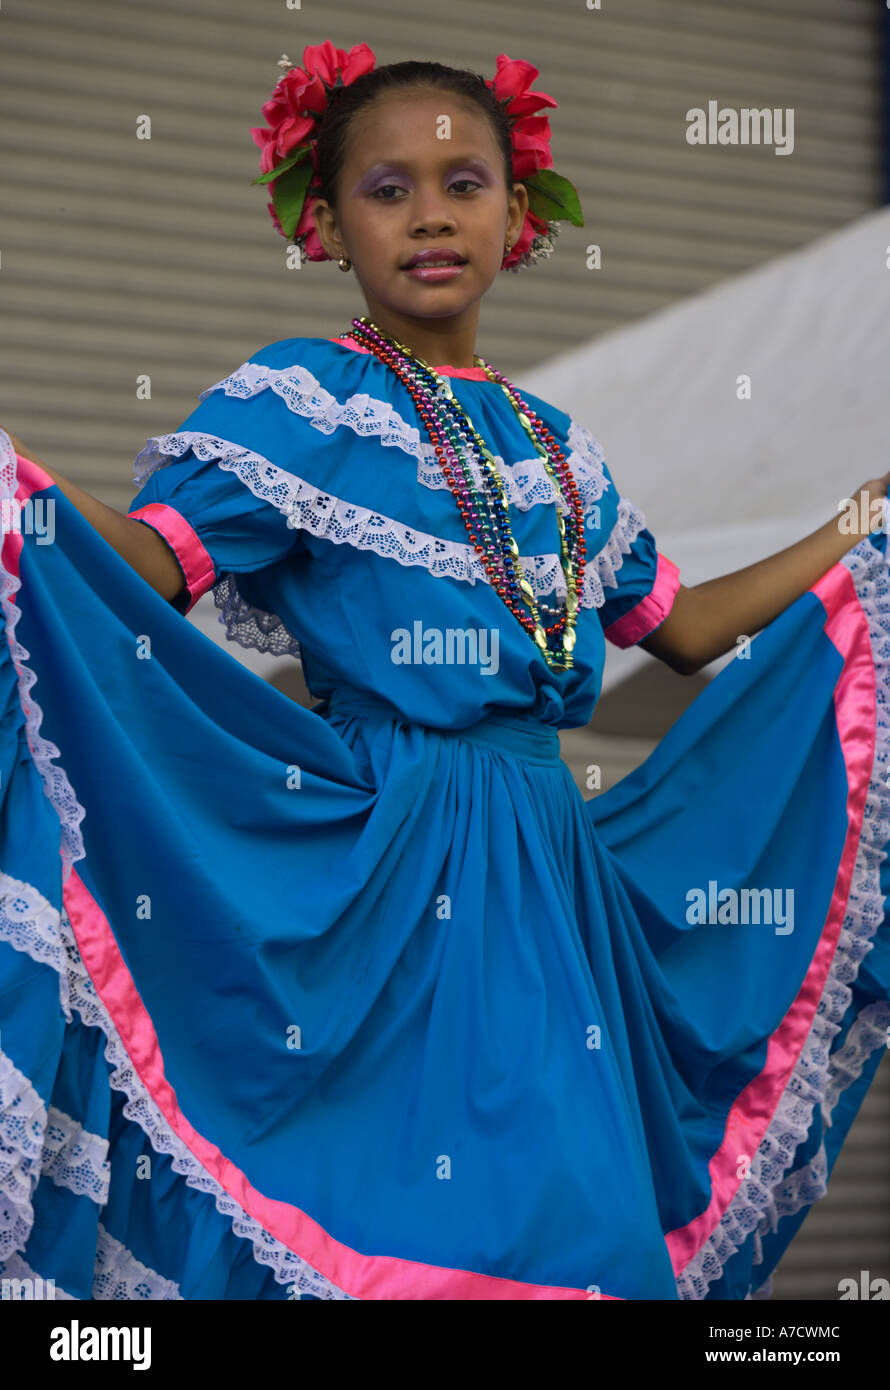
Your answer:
[751,1001,890,1235]
[0,872,72,1020]
[0,1088,182,1302]
[0,1047,45,1262]
[132,430,646,614]
[61,901,351,1298]
[675,533,890,1299]
[14,408,883,1298]
[131,365,646,665]
[0,430,86,884]
[0,436,350,1296]
[42,1106,110,1207]
[415,418,608,514]
[0,875,351,1299]
[0,1236,179,1302]
[592,496,648,605]
[0,1042,111,1260]
[821,998,890,1118]
[94,1223,182,1300]
[0,1252,75,1299]
[211,574,304,664]
[171,358,610,515]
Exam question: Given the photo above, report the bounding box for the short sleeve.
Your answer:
[594,460,681,649]
[127,417,304,616]
[127,453,301,615]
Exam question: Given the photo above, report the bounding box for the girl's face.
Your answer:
[313,89,529,343]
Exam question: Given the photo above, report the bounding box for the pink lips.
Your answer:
[401,250,467,283]
[402,263,466,282]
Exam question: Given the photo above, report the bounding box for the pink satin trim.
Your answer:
[11,452,56,496]
[329,335,491,381]
[2,452,613,1297]
[9,447,877,1294]
[603,553,681,647]
[6,449,622,1298]
[127,502,215,612]
[665,560,877,1274]
[62,872,617,1301]
[3,451,57,595]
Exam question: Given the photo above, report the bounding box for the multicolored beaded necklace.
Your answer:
[341,315,587,672]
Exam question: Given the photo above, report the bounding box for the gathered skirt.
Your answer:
[2,445,889,1300]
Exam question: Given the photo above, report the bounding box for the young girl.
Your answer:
[1,43,888,1302]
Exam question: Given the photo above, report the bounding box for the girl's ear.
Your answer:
[508,182,530,241]
[312,198,341,260]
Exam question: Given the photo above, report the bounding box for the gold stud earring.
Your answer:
[338,252,352,272]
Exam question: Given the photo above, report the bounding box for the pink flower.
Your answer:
[253,41,376,251]
[510,114,554,179]
[250,116,314,173]
[252,42,375,169]
[504,208,548,268]
[489,55,559,119]
[295,193,327,261]
[254,41,575,266]
[302,40,375,90]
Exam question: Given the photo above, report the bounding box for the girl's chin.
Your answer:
[373,289,479,318]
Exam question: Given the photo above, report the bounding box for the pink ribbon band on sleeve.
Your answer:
[603,553,681,648]
[128,502,216,613]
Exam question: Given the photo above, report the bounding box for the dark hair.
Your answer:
[313,60,514,208]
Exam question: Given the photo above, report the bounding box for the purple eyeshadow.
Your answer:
[352,159,495,196]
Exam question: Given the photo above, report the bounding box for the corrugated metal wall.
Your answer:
[1,0,886,1300]
[0,0,882,509]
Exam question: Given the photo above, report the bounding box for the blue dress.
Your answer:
[1,335,888,1301]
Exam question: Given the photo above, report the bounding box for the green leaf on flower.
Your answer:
[251,145,311,186]
[271,161,314,238]
[524,169,584,227]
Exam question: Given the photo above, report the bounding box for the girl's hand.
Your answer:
[845,473,890,540]
[0,427,51,473]
[1,427,32,459]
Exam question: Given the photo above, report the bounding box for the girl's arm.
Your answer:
[3,430,187,606]
[640,474,890,677]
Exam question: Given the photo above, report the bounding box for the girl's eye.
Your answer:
[371,179,482,200]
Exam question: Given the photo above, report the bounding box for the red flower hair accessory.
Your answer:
[250,43,583,271]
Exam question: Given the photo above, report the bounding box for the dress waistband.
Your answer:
[320,686,563,767]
